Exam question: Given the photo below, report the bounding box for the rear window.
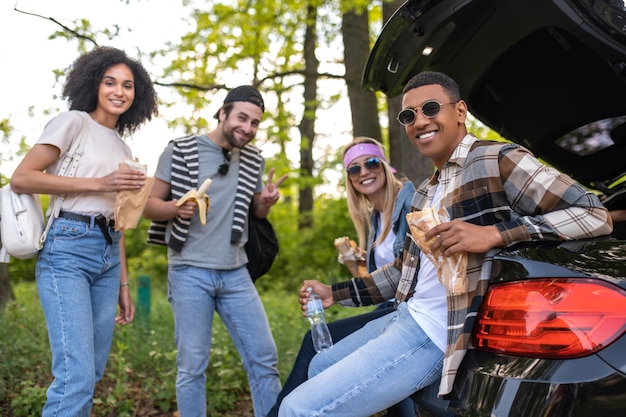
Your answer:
[555,116,626,155]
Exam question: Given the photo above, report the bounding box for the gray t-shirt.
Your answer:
[154,134,264,269]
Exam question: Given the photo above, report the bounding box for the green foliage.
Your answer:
[466,113,507,142]
[1,118,16,180]
[8,382,47,417]
[124,217,170,285]
[0,284,50,416]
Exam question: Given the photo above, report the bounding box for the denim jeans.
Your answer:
[36,216,121,417]
[278,302,444,417]
[168,265,281,417]
[265,306,417,417]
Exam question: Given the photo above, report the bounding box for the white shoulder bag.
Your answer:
[0,112,89,263]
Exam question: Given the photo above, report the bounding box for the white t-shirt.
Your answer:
[374,214,396,268]
[407,184,448,353]
[37,111,133,219]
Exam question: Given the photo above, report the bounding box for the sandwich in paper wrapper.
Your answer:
[333,236,368,277]
[114,159,154,231]
[406,207,468,294]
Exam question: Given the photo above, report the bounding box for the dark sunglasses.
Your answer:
[346,157,383,178]
[397,100,457,126]
[218,148,231,176]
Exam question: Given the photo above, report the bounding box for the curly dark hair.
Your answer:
[62,46,159,136]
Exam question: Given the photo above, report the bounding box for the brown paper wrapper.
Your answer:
[114,161,153,231]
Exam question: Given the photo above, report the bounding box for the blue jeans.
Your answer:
[168,265,281,417]
[36,216,121,417]
[265,307,416,417]
[278,303,444,417]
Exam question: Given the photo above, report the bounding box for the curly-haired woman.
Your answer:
[11,46,158,416]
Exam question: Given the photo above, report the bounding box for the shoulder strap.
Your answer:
[55,112,90,178]
[39,111,89,248]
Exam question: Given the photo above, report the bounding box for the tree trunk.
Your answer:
[383,0,433,185]
[298,4,319,229]
[342,5,381,140]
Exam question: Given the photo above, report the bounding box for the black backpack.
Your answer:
[245,213,279,282]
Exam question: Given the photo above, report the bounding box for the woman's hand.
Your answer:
[100,168,146,192]
[115,286,135,325]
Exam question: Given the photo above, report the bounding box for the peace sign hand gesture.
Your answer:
[253,168,288,218]
[262,168,288,206]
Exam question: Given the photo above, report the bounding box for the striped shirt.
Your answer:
[332,134,613,397]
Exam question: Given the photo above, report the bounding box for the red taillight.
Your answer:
[473,278,626,358]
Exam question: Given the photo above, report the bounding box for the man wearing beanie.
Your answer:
[144,85,287,417]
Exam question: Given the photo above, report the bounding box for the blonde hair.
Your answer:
[343,137,403,250]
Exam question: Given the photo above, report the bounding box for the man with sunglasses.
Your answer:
[144,85,287,417]
[278,71,612,417]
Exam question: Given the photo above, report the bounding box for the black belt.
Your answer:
[58,211,115,244]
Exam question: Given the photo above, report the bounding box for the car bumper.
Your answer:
[447,342,626,416]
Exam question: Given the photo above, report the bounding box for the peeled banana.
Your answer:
[175,178,212,226]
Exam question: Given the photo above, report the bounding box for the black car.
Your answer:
[362,0,626,416]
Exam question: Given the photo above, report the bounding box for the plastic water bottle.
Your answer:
[306,287,333,353]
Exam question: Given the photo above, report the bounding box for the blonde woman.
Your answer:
[266,137,417,417]
[344,137,414,282]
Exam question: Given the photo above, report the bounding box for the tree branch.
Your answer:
[14,2,98,46]
[153,82,226,91]
[154,70,344,92]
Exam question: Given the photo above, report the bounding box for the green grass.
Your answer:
[0,281,370,416]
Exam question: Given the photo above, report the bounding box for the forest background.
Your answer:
[0,0,499,415]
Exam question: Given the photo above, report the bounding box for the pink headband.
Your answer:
[343,143,396,173]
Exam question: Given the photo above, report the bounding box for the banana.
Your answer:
[175,178,213,226]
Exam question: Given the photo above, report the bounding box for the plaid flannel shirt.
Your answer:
[332,134,613,397]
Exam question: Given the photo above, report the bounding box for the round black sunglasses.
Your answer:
[397,100,457,125]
